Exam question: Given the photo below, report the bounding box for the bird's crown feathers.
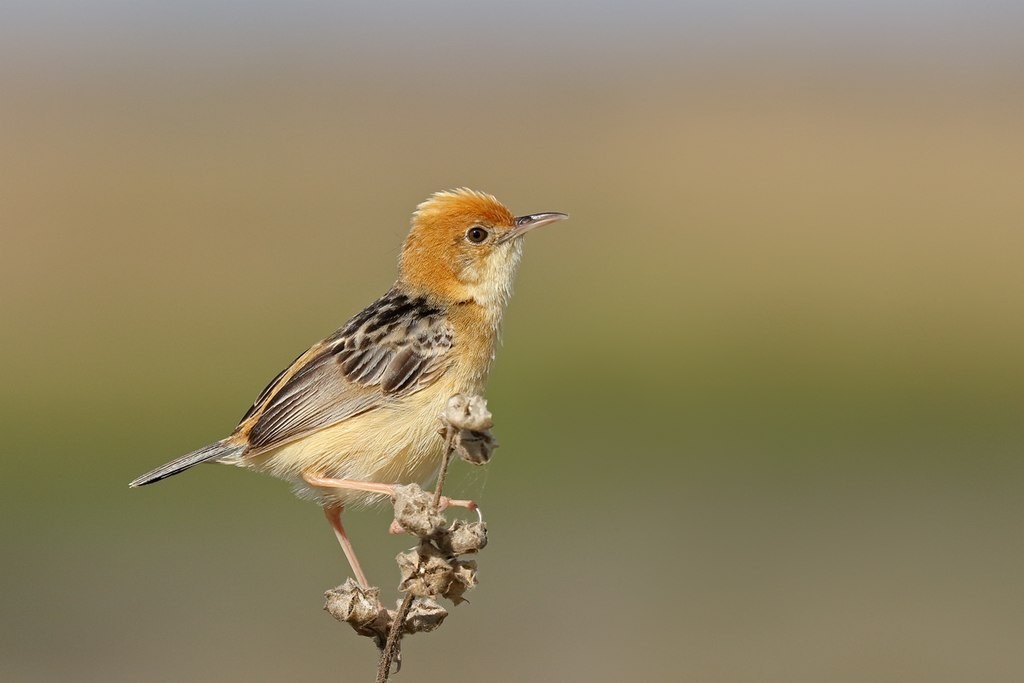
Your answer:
[412,188,515,230]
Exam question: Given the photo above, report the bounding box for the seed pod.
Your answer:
[397,545,454,597]
[454,429,497,465]
[404,598,448,634]
[436,519,488,556]
[443,560,478,605]
[443,394,494,432]
[392,484,446,538]
[323,578,383,627]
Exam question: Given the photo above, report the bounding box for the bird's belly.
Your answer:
[240,383,465,506]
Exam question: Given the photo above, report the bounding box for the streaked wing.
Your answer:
[238,290,454,452]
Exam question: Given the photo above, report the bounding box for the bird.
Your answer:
[129,188,568,587]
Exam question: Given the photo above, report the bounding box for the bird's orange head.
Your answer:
[398,188,567,309]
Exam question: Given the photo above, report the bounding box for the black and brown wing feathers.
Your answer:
[237,290,454,452]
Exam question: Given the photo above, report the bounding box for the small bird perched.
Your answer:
[130,189,567,587]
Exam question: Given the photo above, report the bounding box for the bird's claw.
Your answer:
[438,496,483,523]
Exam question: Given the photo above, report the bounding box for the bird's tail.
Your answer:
[129,440,245,487]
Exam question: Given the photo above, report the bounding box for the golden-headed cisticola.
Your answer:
[130,189,568,586]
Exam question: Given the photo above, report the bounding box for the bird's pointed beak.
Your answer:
[499,212,569,243]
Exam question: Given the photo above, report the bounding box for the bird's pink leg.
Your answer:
[438,496,480,518]
[323,503,370,588]
[303,473,482,524]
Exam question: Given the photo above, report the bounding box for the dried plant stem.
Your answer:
[376,591,414,682]
[375,427,456,682]
[432,430,456,508]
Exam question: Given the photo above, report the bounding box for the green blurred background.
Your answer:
[2,2,1022,681]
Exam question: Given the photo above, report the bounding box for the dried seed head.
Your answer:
[436,519,488,556]
[443,560,479,606]
[324,579,394,647]
[397,545,454,598]
[396,549,419,585]
[454,429,498,465]
[404,598,448,634]
[324,578,383,627]
[392,484,446,538]
[444,394,494,432]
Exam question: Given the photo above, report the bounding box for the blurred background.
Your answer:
[2,1,1022,681]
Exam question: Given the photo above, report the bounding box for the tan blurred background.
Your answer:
[2,2,1023,681]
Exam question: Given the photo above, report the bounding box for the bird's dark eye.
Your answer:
[466,226,489,244]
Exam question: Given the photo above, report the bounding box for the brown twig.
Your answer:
[432,428,456,509]
[376,424,456,682]
[375,591,415,682]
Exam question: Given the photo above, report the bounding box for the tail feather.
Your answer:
[129,440,245,487]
